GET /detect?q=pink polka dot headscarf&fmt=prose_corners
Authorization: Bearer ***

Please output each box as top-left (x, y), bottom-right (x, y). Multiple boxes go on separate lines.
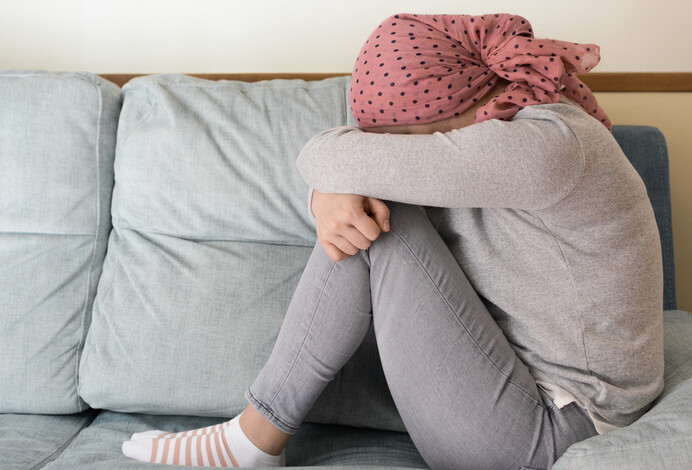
top-left (350, 13), bottom-right (611, 130)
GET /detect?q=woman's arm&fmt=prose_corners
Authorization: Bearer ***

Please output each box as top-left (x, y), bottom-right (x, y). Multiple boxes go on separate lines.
top-left (297, 114), bottom-right (584, 211)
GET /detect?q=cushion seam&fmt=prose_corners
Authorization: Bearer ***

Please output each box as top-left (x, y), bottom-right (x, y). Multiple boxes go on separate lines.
top-left (73, 77), bottom-right (105, 412)
top-left (113, 225), bottom-right (316, 247)
top-left (116, 96), bottom-right (158, 156)
top-left (30, 410), bottom-right (100, 470)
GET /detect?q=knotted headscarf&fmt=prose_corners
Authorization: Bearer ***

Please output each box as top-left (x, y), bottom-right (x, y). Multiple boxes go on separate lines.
top-left (350, 13), bottom-right (611, 130)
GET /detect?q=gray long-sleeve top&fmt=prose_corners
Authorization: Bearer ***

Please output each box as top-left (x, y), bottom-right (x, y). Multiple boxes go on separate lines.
top-left (296, 96), bottom-right (664, 427)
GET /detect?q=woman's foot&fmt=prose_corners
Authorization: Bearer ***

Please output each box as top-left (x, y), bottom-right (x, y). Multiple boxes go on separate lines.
top-left (128, 421), bottom-right (232, 441)
top-left (121, 413), bottom-right (285, 467)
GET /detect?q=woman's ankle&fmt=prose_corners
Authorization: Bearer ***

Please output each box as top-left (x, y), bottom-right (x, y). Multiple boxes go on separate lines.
top-left (238, 404), bottom-right (292, 456)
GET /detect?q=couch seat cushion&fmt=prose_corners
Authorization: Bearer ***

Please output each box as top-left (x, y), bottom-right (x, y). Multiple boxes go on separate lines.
top-left (42, 410), bottom-right (427, 469)
top-left (0, 409), bottom-right (98, 470)
top-left (553, 309), bottom-right (692, 469)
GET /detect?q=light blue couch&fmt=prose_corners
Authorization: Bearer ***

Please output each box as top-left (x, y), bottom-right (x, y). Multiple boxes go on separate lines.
top-left (1, 70), bottom-right (690, 470)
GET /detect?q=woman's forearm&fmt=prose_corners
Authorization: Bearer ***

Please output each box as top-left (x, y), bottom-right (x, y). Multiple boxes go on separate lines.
top-left (297, 114), bottom-right (584, 211)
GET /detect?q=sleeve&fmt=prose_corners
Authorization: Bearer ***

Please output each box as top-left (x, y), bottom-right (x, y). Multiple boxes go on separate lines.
top-left (296, 113), bottom-right (584, 211)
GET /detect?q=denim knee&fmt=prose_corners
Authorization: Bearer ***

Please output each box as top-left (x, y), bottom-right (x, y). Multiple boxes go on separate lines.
top-left (368, 201), bottom-right (439, 255)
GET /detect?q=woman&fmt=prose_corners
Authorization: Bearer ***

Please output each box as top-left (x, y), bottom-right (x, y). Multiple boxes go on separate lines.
top-left (122, 13), bottom-right (664, 469)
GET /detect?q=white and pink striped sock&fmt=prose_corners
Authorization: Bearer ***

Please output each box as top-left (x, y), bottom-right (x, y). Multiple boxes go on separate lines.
top-left (129, 419), bottom-right (233, 441)
top-left (121, 414), bottom-right (285, 467)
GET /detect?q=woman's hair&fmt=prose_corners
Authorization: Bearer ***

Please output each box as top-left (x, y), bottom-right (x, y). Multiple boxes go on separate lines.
top-left (349, 13), bottom-right (610, 130)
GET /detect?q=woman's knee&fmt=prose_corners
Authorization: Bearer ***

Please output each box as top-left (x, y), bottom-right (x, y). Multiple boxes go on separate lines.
top-left (369, 201), bottom-right (440, 255)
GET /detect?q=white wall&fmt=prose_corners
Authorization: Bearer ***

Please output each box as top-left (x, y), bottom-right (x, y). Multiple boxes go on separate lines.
top-left (1, 0), bottom-right (690, 73)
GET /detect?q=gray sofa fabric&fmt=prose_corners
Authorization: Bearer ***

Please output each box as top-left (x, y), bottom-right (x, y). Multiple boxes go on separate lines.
top-left (0, 409), bottom-right (98, 470)
top-left (0, 71), bottom-right (121, 414)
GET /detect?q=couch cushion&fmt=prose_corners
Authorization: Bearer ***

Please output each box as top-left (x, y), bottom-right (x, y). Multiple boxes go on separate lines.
top-left (41, 410), bottom-right (427, 469)
top-left (0, 409), bottom-right (98, 470)
top-left (553, 309), bottom-right (692, 469)
top-left (78, 74), bottom-right (405, 432)
top-left (0, 70), bottom-right (121, 413)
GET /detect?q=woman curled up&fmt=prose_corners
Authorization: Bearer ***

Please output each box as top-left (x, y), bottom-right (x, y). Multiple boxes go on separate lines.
top-left (123, 12), bottom-right (664, 470)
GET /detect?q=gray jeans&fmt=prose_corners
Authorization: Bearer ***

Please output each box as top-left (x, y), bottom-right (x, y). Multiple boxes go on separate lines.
top-left (246, 201), bottom-right (597, 470)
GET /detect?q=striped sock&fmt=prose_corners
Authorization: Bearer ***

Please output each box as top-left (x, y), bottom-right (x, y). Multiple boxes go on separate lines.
top-left (129, 420), bottom-right (233, 441)
top-left (121, 414), bottom-right (285, 467)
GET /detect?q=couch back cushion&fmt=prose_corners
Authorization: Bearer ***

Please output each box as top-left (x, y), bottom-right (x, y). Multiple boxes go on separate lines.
top-left (0, 70), bottom-right (120, 413)
top-left (78, 74), bottom-right (405, 432)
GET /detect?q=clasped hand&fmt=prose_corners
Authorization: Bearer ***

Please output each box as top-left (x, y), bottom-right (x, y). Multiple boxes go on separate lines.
top-left (311, 190), bottom-right (390, 262)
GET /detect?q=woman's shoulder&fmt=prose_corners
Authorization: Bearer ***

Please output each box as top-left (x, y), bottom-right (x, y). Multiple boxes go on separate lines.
top-left (515, 95), bottom-right (603, 126)
top-left (512, 95), bottom-right (613, 145)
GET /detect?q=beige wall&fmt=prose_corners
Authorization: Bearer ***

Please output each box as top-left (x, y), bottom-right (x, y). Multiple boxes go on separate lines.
top-left (1, 1), bottom-right (690, 309)
top-left (1, 0), bottom-right (692, 73)
top-left (595, 93), bottom-right (692, 311)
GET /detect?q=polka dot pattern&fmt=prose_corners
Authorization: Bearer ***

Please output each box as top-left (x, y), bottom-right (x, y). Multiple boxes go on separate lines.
top-left (350, 13), bottom-right (611, 130)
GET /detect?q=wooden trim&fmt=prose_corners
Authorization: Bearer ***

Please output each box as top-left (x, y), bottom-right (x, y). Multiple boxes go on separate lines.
top-left (578, 73), bottom-right (692, 92)
top-left (100, 72), bottom-right (692, 91)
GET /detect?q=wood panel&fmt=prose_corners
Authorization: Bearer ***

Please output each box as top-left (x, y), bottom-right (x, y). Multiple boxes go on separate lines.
top-left (579, 73), bottom-right (692, 92)
top-left (100, 72), bottom-right (692, 91)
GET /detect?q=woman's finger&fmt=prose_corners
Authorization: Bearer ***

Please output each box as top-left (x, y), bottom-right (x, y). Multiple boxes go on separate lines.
top-left (341, 225), bottom-right (373, 250)
top-left (319, 240), bottom-right (349, 262)
top-left (350, 207), bottom-right (382, 242)
top-left (331, 234), bottom-right (359, 257)
top-left (364, 197), bottom-right (390, 232)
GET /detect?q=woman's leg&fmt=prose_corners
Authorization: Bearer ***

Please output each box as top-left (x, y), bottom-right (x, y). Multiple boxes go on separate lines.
top-left (247, 201), bottom-right (597, 469)
top-left (363, 201), bottom-right (598, 469)
top-left (124, 200), bottom-right (597, 468)
top-left (245, 228), bottom-right (375, 435)
top-left (122, 217), bottom-right (376, 467)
